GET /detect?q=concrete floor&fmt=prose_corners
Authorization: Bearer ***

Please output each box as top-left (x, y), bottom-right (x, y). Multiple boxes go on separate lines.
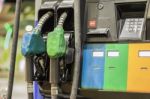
top-left (0, 75), bottom-right (27, 99)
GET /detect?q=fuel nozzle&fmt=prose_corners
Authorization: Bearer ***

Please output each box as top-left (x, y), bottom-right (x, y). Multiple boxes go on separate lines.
top-left (21, 11), bottom-right (53, 56)
top-left (47, 12), bottom-right (68, 58)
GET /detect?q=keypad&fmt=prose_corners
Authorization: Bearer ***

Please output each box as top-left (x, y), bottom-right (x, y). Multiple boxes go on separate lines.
top-left (125, 18), bottom-right (144, 34)
top-left (119, 18), bottom-right (144, 40)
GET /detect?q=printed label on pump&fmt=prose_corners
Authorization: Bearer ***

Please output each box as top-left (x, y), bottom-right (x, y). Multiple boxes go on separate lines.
top-left (93, 51), bottom-right (104, 57)
top-left (108, 51), bottom-right (119, 57)
top-left (139, 51), bottom-right (150, 57)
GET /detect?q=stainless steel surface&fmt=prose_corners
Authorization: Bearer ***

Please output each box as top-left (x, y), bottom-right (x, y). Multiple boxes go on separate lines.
top-left (86, 0), bottom-right (117, 42)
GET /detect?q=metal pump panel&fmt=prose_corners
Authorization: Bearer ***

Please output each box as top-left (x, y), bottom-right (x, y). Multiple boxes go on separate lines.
top-left (85, 0), bottom-right (150, 42)
top-left (86, 0), bottom-right (117, 42)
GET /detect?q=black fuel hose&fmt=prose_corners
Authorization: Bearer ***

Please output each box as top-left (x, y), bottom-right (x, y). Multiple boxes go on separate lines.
top-left (7, 0), bottom-right (22, 99)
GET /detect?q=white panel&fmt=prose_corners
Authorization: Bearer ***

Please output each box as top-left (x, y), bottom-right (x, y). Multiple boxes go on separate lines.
top-left (139, 51), bottom-right (150, 57)
top-left (93, 51), bottom-right (104, 57)
top-left (108, 51), bottom-right (119, 57)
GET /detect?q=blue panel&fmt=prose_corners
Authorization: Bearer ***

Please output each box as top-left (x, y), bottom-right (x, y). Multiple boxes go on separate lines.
top-left (81, 44), bottom-right (105, 89)
top-left (34, 82), bottom-right (44, 99)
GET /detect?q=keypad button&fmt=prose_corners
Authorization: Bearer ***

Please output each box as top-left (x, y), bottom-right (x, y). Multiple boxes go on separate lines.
top-left (137, 28), bottom-right (141, 31)
top-left (129, 28), bottom-right (133, 32)
top-left (130, 19), bottom-right (134, 21)
top-left (139, 18), bottom-right (144, 22)
top-left (130, 22), bottom-right (134, 25)
top-left (134, 22), bottom-right (138, 25)
top-left (138, 22), bottom-right (143, 25)
top-left (134, 25), bottom-right (137, 28)
top-left (126, 22), bottom-right (130, 25)
top-left (133, 28), bottom-right (137, 32)
top-left (135, 19), bottom-right (138, 22)
top-left (126, 19), bottom-right (131, 22)
top-left (137, 25), bottom-right (142, 28)
top-left (130, 25), bottom-right (134, 28)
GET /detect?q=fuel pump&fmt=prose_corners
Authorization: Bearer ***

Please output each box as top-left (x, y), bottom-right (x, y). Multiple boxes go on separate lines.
top-left (33, 0), bottom-right (85, 98)
top-left (8, 0), bottom-right (150, 99)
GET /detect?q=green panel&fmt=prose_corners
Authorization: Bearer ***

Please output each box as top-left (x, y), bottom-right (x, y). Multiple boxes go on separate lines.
top-left (104, 44), bottom-right (128, 91)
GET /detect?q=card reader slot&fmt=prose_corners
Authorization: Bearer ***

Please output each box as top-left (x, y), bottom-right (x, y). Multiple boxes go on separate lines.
top-left (87, 28), bottom-right (109, 37)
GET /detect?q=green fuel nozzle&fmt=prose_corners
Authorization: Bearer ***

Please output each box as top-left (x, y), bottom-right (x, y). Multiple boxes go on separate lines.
top-left (47, 12), bottom-right (68, 58)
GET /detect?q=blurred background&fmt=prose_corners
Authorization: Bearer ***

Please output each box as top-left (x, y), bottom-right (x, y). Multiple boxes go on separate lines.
top-left (0, 0), bottom-right (35, 99)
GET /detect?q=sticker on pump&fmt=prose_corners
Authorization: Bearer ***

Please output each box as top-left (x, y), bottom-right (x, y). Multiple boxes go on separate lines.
top-left (139, 51), bottom-right (150, 57)
top-left (108, 51), bottom-right (120, 57)
top-left (93, 51), bottom-right (104, 57)
top-left (88, 19), bottom-right (97, 29)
